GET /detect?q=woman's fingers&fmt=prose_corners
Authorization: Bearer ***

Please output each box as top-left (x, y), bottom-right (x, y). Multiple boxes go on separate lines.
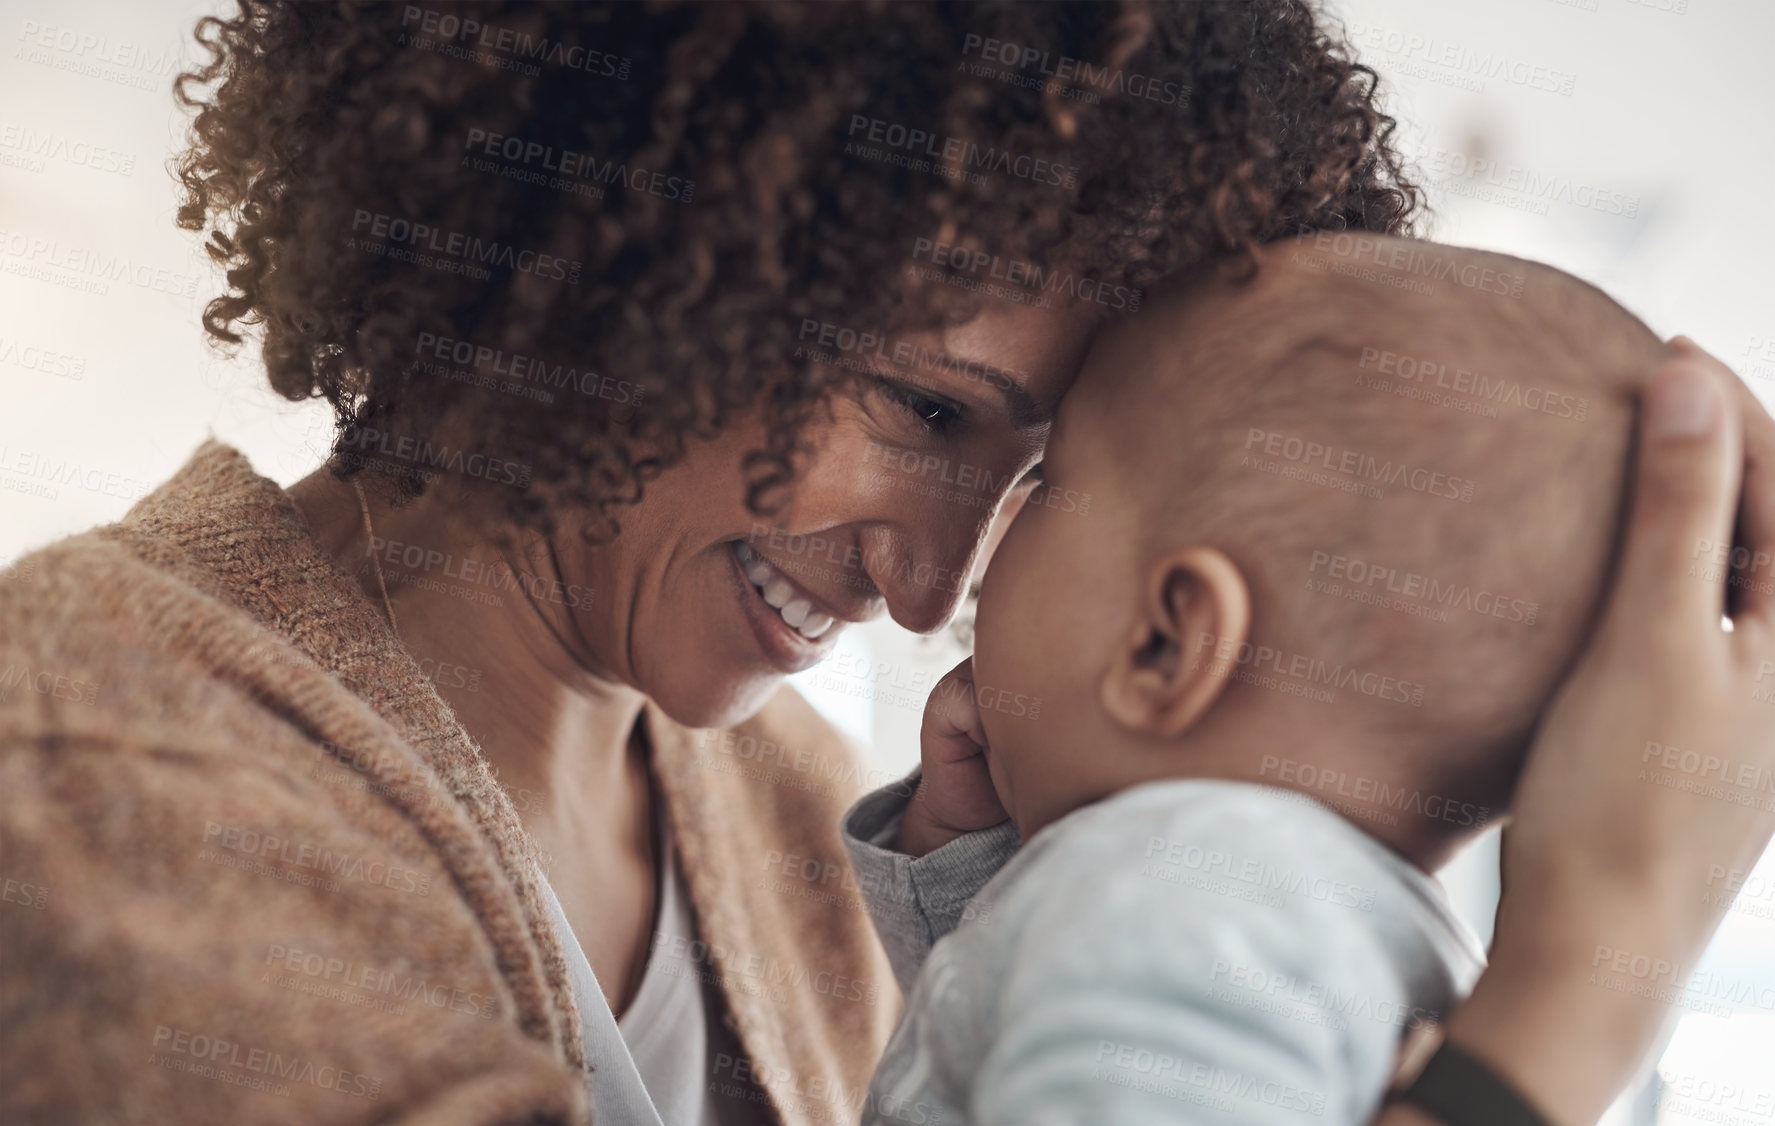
top-left (1461, 341), bottom-right (1775, 1124)
top-left (1612, 360), bottom-right (1742, 638)
top-left (1724, 364), bottom-right (1775, 628)
top-left (1651, 339), bottom-right (1775, 628)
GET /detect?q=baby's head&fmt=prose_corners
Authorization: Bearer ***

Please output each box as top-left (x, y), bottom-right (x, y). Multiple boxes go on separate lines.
top-left (974, 234), bottom-right (1669, 856)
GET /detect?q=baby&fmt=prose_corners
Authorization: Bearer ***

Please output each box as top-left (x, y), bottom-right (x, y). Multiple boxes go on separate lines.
top-left (861, 233), bottom-right (1668, 1124)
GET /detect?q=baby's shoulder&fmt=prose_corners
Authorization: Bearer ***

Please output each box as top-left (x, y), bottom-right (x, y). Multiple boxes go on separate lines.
top-left (949, 781), bottom-right (1427, 1016)
top-left (1041, 777), bottom-right (1383, 871)
top-left (991, 779), bottom-right (1407, 935)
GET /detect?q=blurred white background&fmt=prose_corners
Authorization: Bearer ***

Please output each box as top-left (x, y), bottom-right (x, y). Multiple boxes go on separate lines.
top-left (3, 1), bottom-right (1772, 1122)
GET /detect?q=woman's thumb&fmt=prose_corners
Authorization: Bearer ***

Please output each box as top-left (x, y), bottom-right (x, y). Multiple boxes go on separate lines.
top-left (1611, 360), bottom-right (1740, 634)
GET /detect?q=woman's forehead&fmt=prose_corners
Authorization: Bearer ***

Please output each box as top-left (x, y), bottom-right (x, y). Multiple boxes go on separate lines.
top-left (927, 300), bottom-right (1102, 410)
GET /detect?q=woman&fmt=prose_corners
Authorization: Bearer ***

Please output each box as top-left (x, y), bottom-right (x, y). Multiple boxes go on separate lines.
top-left (0, 2), bottom-right (1769, 1124)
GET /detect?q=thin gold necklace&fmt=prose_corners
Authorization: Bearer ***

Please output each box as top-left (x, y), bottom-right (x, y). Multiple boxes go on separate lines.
top-left (353, 477), bottom-right (402, 642)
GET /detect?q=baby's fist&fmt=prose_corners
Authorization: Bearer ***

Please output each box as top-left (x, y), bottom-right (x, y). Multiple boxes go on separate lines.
top-left (901, 658), bottom-right (1011, 856)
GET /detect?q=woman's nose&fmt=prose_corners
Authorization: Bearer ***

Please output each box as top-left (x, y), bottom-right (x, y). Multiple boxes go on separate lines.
top-left (857, 510), bottom-right (993, 634)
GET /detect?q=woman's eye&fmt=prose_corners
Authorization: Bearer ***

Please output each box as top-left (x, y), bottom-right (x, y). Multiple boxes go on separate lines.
top-left (879, 381), bottom-right (962, 435)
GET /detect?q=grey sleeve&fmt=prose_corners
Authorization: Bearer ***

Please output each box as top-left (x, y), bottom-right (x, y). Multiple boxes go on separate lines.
top-left (840, 770), bottom-right (1021, 994)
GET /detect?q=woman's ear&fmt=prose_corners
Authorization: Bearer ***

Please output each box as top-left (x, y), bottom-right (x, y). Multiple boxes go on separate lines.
top-left (1099, 546), bottom-right (1251, 738)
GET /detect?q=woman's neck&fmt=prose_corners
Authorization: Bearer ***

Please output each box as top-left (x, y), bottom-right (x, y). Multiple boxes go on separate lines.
top-left (287, 468), bottom-right (649, 827)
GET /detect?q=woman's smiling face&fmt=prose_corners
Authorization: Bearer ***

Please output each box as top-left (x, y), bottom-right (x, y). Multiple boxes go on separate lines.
top-left (554, 301), bottom-right (1099, 729)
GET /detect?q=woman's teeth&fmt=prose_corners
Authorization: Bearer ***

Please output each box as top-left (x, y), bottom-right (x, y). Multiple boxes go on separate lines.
top-left (736, 542), bottom-right (834, 640)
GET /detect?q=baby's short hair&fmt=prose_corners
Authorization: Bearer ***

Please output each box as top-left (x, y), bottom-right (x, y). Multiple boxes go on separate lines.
top-left (1103, 234), bottom-right (1667, 788)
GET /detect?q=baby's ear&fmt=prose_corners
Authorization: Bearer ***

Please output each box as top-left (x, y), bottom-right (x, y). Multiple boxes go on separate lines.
top-left (1099, 546), bottom-right (1250, 738)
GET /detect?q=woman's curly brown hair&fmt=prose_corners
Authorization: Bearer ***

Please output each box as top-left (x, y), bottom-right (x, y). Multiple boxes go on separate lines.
top-left (174, 0), bottom-right (1421, 540)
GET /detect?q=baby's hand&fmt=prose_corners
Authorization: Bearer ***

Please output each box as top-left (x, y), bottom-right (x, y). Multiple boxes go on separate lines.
top-left (899, 658), bottom-right (1011, 856)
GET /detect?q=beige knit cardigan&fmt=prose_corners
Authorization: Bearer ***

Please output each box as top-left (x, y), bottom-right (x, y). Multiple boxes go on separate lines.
top-left (0, 440), bottom-right (898, 1125)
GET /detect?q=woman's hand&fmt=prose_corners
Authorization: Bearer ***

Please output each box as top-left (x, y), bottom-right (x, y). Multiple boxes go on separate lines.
top-left (900, 658), bottom-right (1012, 857)
top-left (1399, 346), bottom-right (1775, 1125)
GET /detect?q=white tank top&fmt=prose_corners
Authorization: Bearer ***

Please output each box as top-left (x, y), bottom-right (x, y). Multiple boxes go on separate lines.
top-left (617, 822), bottom-right (724, 1126)
top-left (537, 820), bottom-right (724, 1126)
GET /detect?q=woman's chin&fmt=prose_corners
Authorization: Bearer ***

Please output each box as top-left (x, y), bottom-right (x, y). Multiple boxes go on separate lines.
top-left (643, 667), bottom-right (785, 733)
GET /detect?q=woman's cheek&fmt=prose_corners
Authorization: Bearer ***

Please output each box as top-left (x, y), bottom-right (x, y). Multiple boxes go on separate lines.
top-left (977, 488), bottom-right (1032, 572)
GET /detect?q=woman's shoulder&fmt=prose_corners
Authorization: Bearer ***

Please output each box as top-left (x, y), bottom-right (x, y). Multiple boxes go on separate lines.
top-left (0, 521), bottom-right (225, 744)
top-left (0, 511), bottom-right (589, 1124)
top-left (0, 493), bottom-right (315, 769)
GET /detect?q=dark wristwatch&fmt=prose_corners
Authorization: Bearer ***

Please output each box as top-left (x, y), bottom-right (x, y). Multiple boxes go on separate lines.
top-left (1387, 1039), bottom-right (1555, 1126)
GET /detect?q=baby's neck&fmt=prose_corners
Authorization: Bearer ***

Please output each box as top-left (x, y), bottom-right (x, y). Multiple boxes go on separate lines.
top-left (1244, 747), bottom-right (1497, 872)
top-left (1029, 734), bottom-right (1503, 874)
